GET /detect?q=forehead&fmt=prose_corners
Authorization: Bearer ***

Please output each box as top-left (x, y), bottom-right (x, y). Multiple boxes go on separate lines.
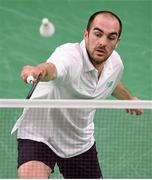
top-left (91, 13), bottom-right (120, 33)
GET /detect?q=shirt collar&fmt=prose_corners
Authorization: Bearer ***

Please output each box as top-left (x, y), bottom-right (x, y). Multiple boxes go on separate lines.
top-left (80, 40), bottom-right (96, 72)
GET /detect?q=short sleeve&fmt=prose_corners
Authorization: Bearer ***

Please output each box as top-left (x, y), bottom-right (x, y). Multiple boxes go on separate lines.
top-left (47, 46), bottom-right (70, 79)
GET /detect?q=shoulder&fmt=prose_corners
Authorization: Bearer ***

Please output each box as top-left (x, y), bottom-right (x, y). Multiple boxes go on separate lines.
top-left (109, 50), bottom-right (124, 69)
top-left (110, 50), bottom-right (122, 62)
top-left (47, 42), bottom-right (83, 78)
top-left (56, 42), bottom-right (82, 56)
top-left (49, 42), bottom-right (83, 66)
top-left (47, 42), bottom-right (83, 63)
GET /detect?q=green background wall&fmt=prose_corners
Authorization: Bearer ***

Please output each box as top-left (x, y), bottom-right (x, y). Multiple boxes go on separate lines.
top-left (0, 0), bottom-right (151, 178)
top-left (0, 0), bottom-right (151, 99)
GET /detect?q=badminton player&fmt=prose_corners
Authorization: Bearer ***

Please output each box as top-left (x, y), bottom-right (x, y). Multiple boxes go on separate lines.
top-left (13, 10), bottom-right (143, 178)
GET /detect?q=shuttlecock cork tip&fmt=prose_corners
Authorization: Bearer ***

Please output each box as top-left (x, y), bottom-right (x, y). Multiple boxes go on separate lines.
top-left (42, 18), bottom-right (49, 25)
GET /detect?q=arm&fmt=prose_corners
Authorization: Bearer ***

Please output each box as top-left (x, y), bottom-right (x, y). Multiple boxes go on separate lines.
top-left (112, 81), bottom-right (135, 100)
top-left (112, 82), bottom-right (143, 115)
top-left (20, 62), bottom-right (57, 83)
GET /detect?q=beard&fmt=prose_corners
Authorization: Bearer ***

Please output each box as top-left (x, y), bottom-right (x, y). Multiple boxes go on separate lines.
top-left (87, 48), bottom-right (109, 66)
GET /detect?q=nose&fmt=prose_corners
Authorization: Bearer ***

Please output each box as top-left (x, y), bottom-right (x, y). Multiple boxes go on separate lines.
top-left (99, 35), bottom-right (108, 47)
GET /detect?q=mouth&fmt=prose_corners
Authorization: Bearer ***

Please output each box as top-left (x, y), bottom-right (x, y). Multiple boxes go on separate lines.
top-left (95, 48), bottom-right (106, 56)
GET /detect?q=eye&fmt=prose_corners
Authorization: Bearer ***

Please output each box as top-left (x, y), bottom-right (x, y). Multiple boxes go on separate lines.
top-left (108, 35), bottom-right (117, 41)
top-left (94, 31), bottom-right (102, 38)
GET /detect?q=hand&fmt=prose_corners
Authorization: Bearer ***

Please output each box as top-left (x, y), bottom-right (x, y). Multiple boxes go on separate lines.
top-left (20, 65), bottom-right (43, 83)
top-left (125, 108), bottom-right (143, 116)
top-left (125, 97), bottom-right (143, 116)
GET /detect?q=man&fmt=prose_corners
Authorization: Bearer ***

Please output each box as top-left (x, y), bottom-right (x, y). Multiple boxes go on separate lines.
top-left (13, 10), bottom-right (142, 178)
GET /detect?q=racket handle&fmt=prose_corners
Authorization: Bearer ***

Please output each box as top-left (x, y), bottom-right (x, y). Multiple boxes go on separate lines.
top-left (27, 75), bottom-right (34, 84)
top-left (26, 74), bottom-right (42, 99)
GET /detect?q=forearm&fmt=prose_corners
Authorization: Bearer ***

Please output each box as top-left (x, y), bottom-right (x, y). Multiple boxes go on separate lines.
top-left (36, 63), bottom-right (57, 81)
top-left (112, 82), bottom-right (135, 100)
top-left (20, 62), bottom-right (57, 82)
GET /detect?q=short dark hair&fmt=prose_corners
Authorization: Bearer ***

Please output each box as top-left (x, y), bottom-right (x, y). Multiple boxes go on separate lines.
top-left (86, 10), bottom-right (122, 38)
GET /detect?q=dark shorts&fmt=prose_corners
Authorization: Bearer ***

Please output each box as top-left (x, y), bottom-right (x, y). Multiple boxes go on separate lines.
top-left (18, 139), bottom-right (102, 179)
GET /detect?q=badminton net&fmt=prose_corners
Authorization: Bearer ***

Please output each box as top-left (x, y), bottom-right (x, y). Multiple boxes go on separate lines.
top-left (0, 99), bottom-right (152, 178)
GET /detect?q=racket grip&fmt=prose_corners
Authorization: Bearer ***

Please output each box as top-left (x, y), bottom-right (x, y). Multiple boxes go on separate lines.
top-left (27, 75), bottom-right (34, 84)
top-left (26, 74), bottom-right (42, 99)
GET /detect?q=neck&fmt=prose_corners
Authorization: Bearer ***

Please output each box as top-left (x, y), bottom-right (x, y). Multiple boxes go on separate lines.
top-left (86, 49), bottom-right (105, 77)
top-left (97, 63), bottom-right (104, 79)
top-left (90, 58), bottom-right (105, 75)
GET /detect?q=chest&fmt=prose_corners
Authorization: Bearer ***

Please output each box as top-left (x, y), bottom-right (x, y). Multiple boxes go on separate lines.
top-left (61, 67), bottom-right (120, 99)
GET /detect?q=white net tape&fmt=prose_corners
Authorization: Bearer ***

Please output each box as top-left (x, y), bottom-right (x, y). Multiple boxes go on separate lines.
top-left (0, 99), bottom-right (152, 109)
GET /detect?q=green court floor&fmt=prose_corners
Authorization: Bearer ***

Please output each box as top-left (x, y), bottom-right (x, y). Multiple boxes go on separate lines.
top-left (0, 0), bottom-right (151, 178)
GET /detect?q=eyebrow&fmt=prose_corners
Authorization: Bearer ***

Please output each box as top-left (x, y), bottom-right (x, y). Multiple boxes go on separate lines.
top-left (93, 27), bottom-right (119, 36)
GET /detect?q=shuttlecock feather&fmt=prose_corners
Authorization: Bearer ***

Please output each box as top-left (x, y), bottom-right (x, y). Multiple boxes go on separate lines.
top-left (39, 18), bottom-right (55, 37)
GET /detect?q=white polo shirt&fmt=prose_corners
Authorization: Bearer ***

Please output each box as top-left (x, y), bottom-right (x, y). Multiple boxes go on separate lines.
top-left (14, 40), bottom-right (124, 158)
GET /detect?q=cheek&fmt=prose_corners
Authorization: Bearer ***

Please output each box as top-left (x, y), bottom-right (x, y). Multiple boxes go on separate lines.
top-left (88, 42), bottom-right (95, 54)
top-left (107, 43), bottom-right (117, 52)
top-left (85, 35), bottom-right (98, 52)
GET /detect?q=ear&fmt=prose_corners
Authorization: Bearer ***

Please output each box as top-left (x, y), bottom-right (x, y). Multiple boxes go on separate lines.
top-left (83, 29), bottom-right (88, 39)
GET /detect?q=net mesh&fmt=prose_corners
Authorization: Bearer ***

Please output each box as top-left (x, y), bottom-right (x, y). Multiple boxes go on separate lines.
top-left (0, 99), bottom-right (152, 178)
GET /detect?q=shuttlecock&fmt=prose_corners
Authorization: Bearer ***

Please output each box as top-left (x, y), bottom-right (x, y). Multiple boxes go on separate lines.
top-left (39, 17), bottom-right (55, 37)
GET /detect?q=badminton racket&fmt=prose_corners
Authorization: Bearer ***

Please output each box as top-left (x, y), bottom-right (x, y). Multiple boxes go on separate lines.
top-left (26, 74), bottom-right (42, 99)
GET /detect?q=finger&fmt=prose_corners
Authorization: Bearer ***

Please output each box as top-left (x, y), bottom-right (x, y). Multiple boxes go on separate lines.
top-left (131, 109), bottom-right (143, 116)
top-left (135, 109), bottom-right (143, 116)
top-left (125, 109), bottom-right (129, 113)
top-left (126, 109), bottom-right (136, 115)
top-left (130, 109), bottom-right (134, 115)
